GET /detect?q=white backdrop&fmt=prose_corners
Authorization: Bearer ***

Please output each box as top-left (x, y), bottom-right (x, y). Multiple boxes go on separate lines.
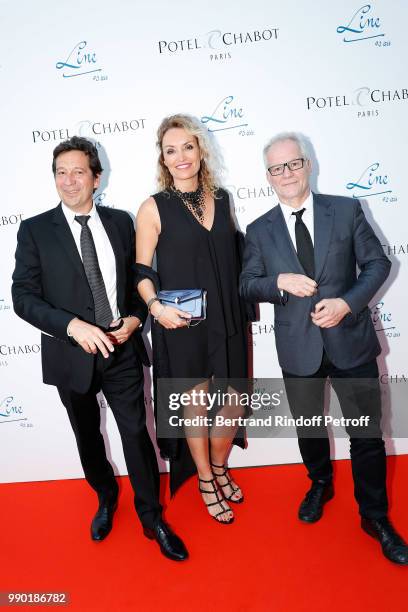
top-left (1, 0), bottom-right (407, 483)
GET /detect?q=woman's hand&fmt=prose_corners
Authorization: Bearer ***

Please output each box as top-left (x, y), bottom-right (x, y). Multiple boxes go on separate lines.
top-left (150, 302), bottom-right (191, 329)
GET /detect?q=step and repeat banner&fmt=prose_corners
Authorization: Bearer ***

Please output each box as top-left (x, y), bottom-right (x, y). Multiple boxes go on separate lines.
top-left (1, 0), bottom-right (407, 483)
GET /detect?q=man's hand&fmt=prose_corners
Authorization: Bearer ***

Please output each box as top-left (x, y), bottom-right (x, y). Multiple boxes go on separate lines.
top-left (277, 273), bottom-right (317, 297)
top-left (310, 298), bottom-right (351, 328)
top-left (68, 318), bottom-right (114, 358)
top-left (107, 316), bottom-right (141, 345)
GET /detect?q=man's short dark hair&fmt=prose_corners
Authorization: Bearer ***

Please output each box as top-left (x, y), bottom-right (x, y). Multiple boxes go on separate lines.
top-left (52, 136), bottom-right (103, 178)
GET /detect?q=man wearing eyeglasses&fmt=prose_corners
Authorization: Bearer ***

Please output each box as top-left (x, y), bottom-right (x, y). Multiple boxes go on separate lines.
top-left (240, 132), bottom-right (408, 565)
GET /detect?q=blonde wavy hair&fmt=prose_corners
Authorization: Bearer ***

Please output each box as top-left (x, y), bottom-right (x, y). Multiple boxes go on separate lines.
top-left (156, 114), bottom-right (223, 196)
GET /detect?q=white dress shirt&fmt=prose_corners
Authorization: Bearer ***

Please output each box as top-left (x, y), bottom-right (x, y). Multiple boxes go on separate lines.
top-left (61, 202), bottom-right (120, 321)
top-left (279, 191), bottom-right (314, 250)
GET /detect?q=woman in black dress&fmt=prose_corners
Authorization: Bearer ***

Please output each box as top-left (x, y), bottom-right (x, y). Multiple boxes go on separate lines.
top-left (136, 114), bottom-right (249, 524)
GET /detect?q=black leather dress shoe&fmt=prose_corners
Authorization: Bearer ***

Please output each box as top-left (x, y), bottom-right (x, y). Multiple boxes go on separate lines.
top-left (361, 517), bottom-right (408, 565)
top-left (298, 481), bottom-right (334, 523)
top-left (143, 519), bottom-right (188, 561)
top-left (91, 495), bottom-right (118, 541)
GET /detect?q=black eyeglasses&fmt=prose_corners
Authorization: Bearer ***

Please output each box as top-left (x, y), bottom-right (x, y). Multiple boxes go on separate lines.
top-left (267, 158), bottom-right (306, 176)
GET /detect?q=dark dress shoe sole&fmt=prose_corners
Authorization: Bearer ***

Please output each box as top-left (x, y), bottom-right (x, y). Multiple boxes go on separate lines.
top-left (298, 490), bottom-right (334, 523)
top-left (361, 520), bottom-right (408, 565)
top-left (299, 513), bottom-right (324, 524)
top-left (382, 553), bottom-right (408, 565)
top-left (91, 529), bottom-right (112, 542)
top-left (143, 527), bottom-right (189, 562)
top-left (91, 501), bottom-right (118, 541)
top-left (91, 533), bottom-right (110, 542)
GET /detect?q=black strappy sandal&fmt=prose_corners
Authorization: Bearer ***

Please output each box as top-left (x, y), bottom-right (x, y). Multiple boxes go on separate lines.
top-left (210, 462), bottom-right (244, 504)
top-left (198, 477), bottom-right (234, 524)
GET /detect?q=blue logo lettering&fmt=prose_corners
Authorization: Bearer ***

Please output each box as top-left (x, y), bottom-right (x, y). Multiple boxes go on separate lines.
top-left (201, 95), bottom-right (248, 132)
top-left (56, 41), bottom-right (102, 78)
top-left (371, 302), bottom-right (395, 332)
top-left (0, 396), bottom-right (24, 420)
top-left (337, 4), bottom-right (384, 43)
top-left (346, 162), bottom-right (391, 198)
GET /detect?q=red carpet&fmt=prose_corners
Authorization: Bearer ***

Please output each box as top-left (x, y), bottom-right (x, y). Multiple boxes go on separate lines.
top-left (1, 456), bottom-right (408, 611)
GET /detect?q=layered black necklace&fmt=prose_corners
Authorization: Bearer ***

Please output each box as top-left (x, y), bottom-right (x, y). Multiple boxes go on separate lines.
top-left (171, 184), bottom-right (206, 225)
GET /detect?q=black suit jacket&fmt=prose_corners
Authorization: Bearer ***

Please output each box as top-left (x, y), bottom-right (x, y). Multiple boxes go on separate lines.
top-left (12, 203), bottom-right (148, 393)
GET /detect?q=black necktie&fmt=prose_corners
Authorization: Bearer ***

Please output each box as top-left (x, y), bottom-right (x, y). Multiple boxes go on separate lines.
top-left (75, 215), bottom-right (113, 328)
top-left (292, 208), bottom-right (315, 279)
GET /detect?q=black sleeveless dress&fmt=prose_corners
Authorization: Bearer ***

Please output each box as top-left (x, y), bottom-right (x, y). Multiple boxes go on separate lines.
top-left (152, 188), bottom-right (248, 493)
top-left (154, 187), bottom-right (247, 380)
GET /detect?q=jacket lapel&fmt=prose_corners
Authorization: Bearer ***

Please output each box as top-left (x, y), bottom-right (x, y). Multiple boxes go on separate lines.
top-left (266, 205), bottom-right (304, 273)
top-left (51, 204), bottom-right (88, 282)
top-left (313, 193), bottom-right (334, 282)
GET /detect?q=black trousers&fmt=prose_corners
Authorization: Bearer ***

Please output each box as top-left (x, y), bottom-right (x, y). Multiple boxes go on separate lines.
top-left (58, 339), bottom-right (161, 529)
top-left (283, 352), bottom-right (388, 519)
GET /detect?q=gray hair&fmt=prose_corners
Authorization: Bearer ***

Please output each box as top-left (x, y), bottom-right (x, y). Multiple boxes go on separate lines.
top-left (263, 132), bottom-right (312, 167)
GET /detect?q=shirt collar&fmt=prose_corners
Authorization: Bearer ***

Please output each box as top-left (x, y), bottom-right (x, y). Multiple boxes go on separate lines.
top-left (279, 191), bottom-right (313, 224)
top-left (61, 201), bottom-right (98, 226)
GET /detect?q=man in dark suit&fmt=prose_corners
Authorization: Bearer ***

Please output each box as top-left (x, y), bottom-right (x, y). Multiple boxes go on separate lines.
top-left (12, 136), bottom-right (187, 561)
top-left (240, 132), bottom-right (408, 564)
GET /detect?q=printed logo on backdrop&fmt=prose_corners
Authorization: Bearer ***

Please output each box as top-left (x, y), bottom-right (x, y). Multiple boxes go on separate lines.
top-left (306, 86), bottom-right (407, 119)
top-left (0, 396), bottom-right (31, 427)
top-left (201, 96), bottom-right (254, 136)
top-left (158, 26), bottom-right (279, 62)
top-left (249, 322), bottom-right (274, 347)
top-left (336, 4), bottom-right (390, 47)
top-left (226, 185), bottom-right (274, 215)
top-left (94, 192), bottom-right (115, 209)
top-left (0, 344), bottom-right (41, 368)
top-left (32, 118), bottom-right (146, 144)
top-left (345, 162), bottom-right (397, 204)
top-left (0, 214), bottom-right (23, 229)
top-left (380, 373), bottom-right (407, 385)
top-left (382, 242), bottom-right (408, 258)
top-left (0, 297), bottom-right (11, 314)
top-left (56, 40), bottom-right (107, 81)
top-left (371, 302), bottom-right (400, 339)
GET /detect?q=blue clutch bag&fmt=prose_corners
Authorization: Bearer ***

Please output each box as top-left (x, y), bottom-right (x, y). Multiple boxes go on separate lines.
top-left (157, 289), bottom-right (207, 321)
